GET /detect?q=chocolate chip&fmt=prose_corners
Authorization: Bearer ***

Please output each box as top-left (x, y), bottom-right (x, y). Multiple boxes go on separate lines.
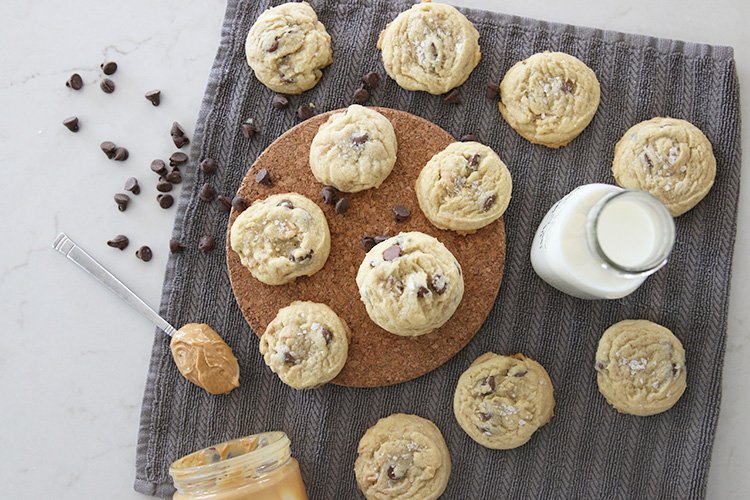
top-left (267, 39), bottom-right (279, 53)
top-left (217, 195), bottom-right (232, 212)
top-left (124, 177), bottom-right (140, 195)
top-left (296, 103), bottom-right (315, 121)
top-left (107, 235), bottom-right (129, 250)
top-left (478, 411), bottom-right (491, 421)
top-left (272, 94), bottom-right (289, 109)
top-left (66, 73), bottom-right (83, 90)
top-left (150, 159), bottom-right (167, 176)
top-left (443, 89), bottom-right (462, 105)
top-left (334, 197), bottom-right (350, 214)
top-left (361, 71), bottom-right (380, 88)
top-left (171, 121), bottom-right (187, 137)
top-left (383, 244), bottom-right (401, 261)
top-left (468, 153), bottom-right (480, 168)
top-left (429, 274), bottom-right (447, 294)
top-left (157, 193), bottom-right (174, 209)
top-left (101, 141), bottom-right (117, 159)
top-left (62, 116), bottom-right (79, 132)
top-left (322, 327), bottom-right (333, 344)
top-left (514, 370), bottom-right (528, 377)
top-left (485, 375), bottom-right (496, 392)
top-left (136, 246), bottom-right (152, 262)
top-left (321, 186), bottom-right (338, 205)
top-left (166, 168), bottom-right (182, 184)
top-left (144, 89), bottom-right (161, 106)
top-left (199, 184), bottom-right (217, 201)
top-left (672, 363), bottom-right (680, 376)
top-left (353, 86), bottom-right (369, 104)
top-left (255, 168), bottom-right (272, 186)
top-left (361, 236), bottom-right (376, 252)
top-left (169, 239), bottom-right (186, 253)
top-left (482, 194), bottom-right (497, 212)
top-left (173, 135), bottom-right (189, 149)
top-left (241, 118), bottom-right (258, 138)
top-left (292, 249), bottom-right (313, 262)
top-left (198, 235), bottom-right (215, 253)
top-left (101, 61), bottom-right (118, 75)
top-left (232, 195), bottom-right (248, 213)
top-left (460, 133), bottom-right (477, 142)
top-left (485, 83), bottom-right (499, 99)
top-left (277, 199), bottom-right (294, 209)
top-left (417, 286), bottom-right (430, 298)
top-left (351, 133), bottom-right (368, 145)
top-left (374, 235), bottom-right (389, 245)
top-left (561, 80), bottom-right (576, 93)
top-left (156, 178), bottom-right (173, 193)
top-left (643, 154), bottom-right (653, 168)
top-left (393, 204), bottom-right (410, 222)
top-left (114, 193), bottom-right (130, 212)
top-left (386, 465), bottom-right (400, 481)
top-left (283, 352), bottom-right (296, 365)
top-left (100, 78), bottom-right (115, 94)
top-left (113, 147), bottom-right (129, 161)
top-left (169, 151), bottom-right (188, 167)
top-left (200, 158), bottom-right (218, 175)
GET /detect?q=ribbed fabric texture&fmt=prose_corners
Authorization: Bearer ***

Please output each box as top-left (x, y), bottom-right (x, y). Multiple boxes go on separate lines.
top-left (134, 1), bottom-right (741, 498)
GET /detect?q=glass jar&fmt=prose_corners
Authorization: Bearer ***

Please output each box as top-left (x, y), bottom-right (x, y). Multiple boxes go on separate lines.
top-left (170, 432), bottom-right (308, 500)
top-left (530, 183), bottom-right (675, 300)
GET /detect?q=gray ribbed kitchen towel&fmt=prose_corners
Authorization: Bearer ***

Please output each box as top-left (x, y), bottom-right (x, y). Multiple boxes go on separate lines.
top-left (134, 1), bottom-right (741, 498)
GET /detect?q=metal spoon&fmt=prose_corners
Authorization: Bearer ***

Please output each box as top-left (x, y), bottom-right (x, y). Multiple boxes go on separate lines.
top-left (52, 232), bottom-right (177, 336)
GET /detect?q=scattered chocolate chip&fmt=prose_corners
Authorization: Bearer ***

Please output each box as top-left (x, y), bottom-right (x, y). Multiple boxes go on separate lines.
top-left (107, 235), bottom-right (129, 250)
top-left (485, 82), bottom-right (499, 99)
top-left (169, 239), bottom-right (186, 254)
top-left (217, 195), bottom-right (232, 212)
top-left (62, 116), bottom-right (79, 132)
top-left (272, 94), bottom-right (289, 109)
top-left (468, 153), bottom-right (480, 168)
top-left (417, 286), bottom-right (430, 298)
top-left (283, 352), bottom-right (296, 364)
top-left (198, 235), bottom-right (216, 253)
top-left (200, 158), bottom-right (218, 175)
top-left (351, 133), bottom-right (368, 145)
top-left (157, 193), bottom-right (174, 209)
top-left (514, 369), bottom-right (528, 377)
top-left (173, 135), bottom-right (189, 149)
top-left (100, 61), bottom-right (118, 75)
top-left (241, 118), bottom-right (258, 138)
top-left (353, 86), bottom-right (369, 104)
top-left (361, 71), bottom-right (380, 88)
top-left (199, 184), bottom-right (217, 201)
top-left (66, 73), bottom-right (83, 90)
top-left (460, 133), bottom-right (478, 142)
top-left (443, 89), bottom-right (462, 105)
top-left (113, 147), bottom-right (129, 161)
top-left (393, 204), bottom-right (410, 222)
top-left (361, 236), bottom-right (376, 252)
top-left (100, 78), bottom-right (115, 94)
top-left (296, 103), bottom-right (315, 121)
top-left (485, 375), bottom-right (496, 392)
top-left (156, 178), bottom-right (173, 192)
top-left (114, 193), bottom-right (130, 212)
top-left (166, 168), bottom-right (182, 184)
top-left (267, 39), bottom-right (279, 53)
top-left (595, 361), bottom-right (605, 371)
top-left (334, 197), bottom-right (350, 214)
top-left (101, 141), bottom-right (117, 159)
top-left (171, 122), bottom-right (186, 138)
top-left (144, 89), bottom-right (161, 106)
top-left (136, 246), bottom-right (152, 262)
top-left (322, 327), bottom-right (333, 344)
top-left (255, 168), bottom-right (272, 186)
top-left (561, 80), bottom-right (575, 93)
top-left (386, 465), bottom-right (400, 481)
top-left (430, 273), bottom-right (447, 294)
top-left (321, 186), bottom-right (338, 205)
top-left (478, 411), bottom-right (491, 421)
top-left (383, 244), bottom-right (401, 261)
top-left (150, 159), bottom-right (167, 176)
top-left (124, 177), bottom-right (140, 194)
top-left (169, 151), bottom-right (188, 167)
top-left (482, 194), bottom-right (497, 212)
top-left (232, 195), bottom-right (248, 213)
top-left (374, 235), bottom-right (389, 245)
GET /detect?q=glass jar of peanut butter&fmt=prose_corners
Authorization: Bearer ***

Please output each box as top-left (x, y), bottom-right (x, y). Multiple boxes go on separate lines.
top-left (170, 432), bottom-right (308, 500)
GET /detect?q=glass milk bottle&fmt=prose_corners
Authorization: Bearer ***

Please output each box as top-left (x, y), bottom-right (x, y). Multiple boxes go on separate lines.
top-left (530, 184), bottom-right (675, 300)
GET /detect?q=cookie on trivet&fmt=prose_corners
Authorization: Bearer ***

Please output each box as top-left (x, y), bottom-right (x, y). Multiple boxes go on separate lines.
top-left (244, 2), bottom-right (332, 94)
top-left (453, 353), bottom-right (555, 449)
top-left (309, 105), bottom-right (397, 193)
top-left (595, 319), bottom-right (687, 416)
top-left (612, 117), bottom-right (716, 216)
top-left (498, 51), bottom-right (600, 148)
top-left (259, 301), bottom-right (350, 389)
top-left (416, 141), bottom-right (512, 233)
top-left (229, 192), bottom-right (330, 285)
top-left (377, 1), bottom-right (481, 95)
top-left (356, 231), bottom-right (464, 337)
top-left (354, 413), bottom-right (451, 500)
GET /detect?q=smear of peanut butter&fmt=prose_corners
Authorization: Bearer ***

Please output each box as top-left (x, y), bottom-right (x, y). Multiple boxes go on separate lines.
top-left (170, 323), bottom-right (240, 394)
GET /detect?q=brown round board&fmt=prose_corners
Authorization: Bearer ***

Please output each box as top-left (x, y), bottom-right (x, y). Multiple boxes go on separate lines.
top-left (226, 107), bottom-right (506, 387)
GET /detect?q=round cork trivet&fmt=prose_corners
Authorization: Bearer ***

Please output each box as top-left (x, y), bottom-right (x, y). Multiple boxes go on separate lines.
top-left (226, 107), bottom-right (505, 387)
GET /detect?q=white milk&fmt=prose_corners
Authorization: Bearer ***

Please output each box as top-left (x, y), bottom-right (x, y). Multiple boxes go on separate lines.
top-left (530, 184), bottom-right (675, 300)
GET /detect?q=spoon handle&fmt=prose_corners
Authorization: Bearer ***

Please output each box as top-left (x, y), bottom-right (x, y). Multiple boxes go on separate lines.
top-left (53, 232), bottom-right (177, 337)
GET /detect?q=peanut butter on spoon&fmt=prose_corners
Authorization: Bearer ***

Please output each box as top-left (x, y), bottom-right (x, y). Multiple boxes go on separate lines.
top-left (170, 323), bottom-right (240, 395)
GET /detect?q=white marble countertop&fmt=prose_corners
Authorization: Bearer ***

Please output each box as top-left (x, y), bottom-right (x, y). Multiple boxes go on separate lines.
top-left (0, 0), bottom-right (746, 498)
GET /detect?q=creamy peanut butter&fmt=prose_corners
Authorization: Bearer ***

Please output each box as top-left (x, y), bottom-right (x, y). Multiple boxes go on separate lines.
top-left (170, 323), bottom-right (240, 394)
